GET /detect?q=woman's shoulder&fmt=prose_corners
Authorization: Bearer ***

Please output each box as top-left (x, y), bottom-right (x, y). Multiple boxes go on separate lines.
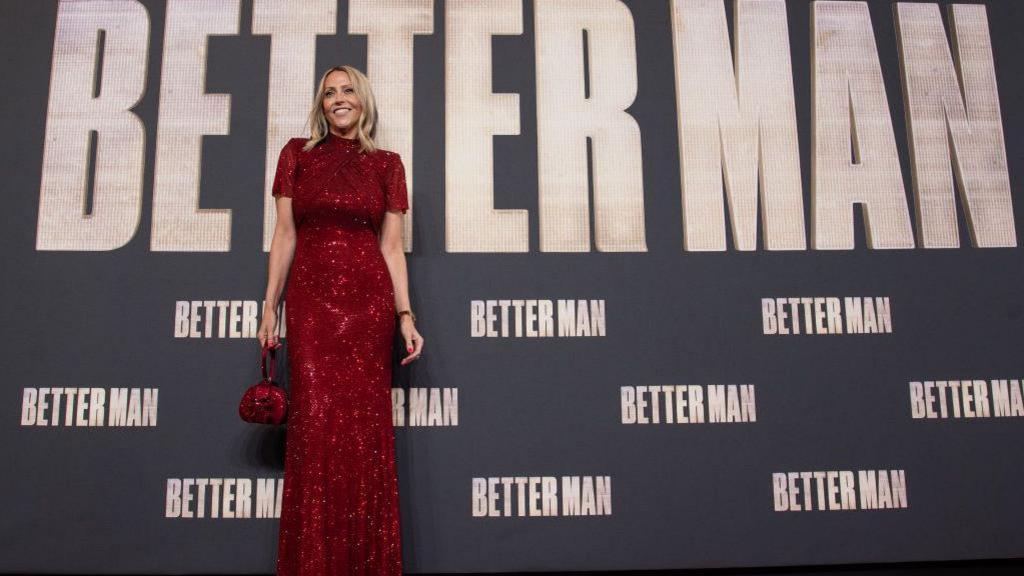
top-left (368, 145), bottom-right (401, 164)
top-left (276, 137), bottom-right (310, 160)
top-left (285, 137), bottom-right (309, 150)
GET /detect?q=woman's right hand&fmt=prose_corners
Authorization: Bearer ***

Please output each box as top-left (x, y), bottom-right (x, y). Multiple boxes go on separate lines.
top-left (258, 309), bottom-right (279, 349)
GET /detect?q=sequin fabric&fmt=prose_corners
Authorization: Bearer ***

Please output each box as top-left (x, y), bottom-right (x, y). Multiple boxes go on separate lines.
top-left (271, 132), bottom-right (408, 576)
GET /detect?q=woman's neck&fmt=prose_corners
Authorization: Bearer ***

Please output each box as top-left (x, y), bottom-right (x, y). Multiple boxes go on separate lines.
top-left (329, 127), bottom-right (357, 140)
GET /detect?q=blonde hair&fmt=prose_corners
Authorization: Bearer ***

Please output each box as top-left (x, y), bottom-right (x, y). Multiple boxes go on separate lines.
top-left (303, 65), bottom-right (377, 153)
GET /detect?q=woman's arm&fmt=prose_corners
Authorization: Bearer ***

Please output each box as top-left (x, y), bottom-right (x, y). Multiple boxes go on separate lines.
top-left (258, 197), bottom-right (297, 348)
top-left (380, 211), bottom-right (423, 365)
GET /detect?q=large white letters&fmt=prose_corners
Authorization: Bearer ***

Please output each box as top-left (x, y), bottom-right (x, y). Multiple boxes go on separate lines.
top-left (151, 0), bottom-right (239, 251)
top-left (253, 0), bottom-right (336, 252)
top-left (445, 0), bottom-right (528, 252)
top-left (350, 0), bottom-right (433, 253)
top-left (896, 3), bottom-right (1016, 248)
top-left (811, 1), bottom-right (914, 250)
top-left (671, 0), bottom-right (806, 251)
top-left (37, 0), bottom-right (149, 251)
top-left (535, 0), bottom-right (646, 252)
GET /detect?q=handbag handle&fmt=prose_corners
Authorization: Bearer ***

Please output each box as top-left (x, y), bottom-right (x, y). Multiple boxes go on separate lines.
top-left (261, 344), bottom-right (277, 382)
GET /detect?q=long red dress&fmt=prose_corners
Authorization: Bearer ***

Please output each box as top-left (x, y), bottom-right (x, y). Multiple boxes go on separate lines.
top-left (271, 131), bottom-right (407, 576)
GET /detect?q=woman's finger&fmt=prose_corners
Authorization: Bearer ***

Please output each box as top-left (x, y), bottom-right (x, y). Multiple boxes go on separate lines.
top-left (406, 335), bottom-right (424, 362)
top-left (401, 346), bottom-right (418, 365)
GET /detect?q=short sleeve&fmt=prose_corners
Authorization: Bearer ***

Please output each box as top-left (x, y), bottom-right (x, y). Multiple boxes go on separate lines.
top-left (271, 139), bottom-right (301, 198)
top-left (384, 153), bottom-right (410, 214)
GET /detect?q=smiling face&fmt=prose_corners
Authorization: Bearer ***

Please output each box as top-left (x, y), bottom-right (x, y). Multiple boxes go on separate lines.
top-left (321, 70), bottom-right (363, 138)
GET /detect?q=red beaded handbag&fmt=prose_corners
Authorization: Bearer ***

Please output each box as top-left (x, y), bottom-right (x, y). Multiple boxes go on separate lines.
top-left (239, 344), bottom-right (288, 425)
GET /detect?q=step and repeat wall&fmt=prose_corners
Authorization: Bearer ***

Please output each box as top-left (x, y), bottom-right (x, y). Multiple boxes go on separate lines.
top-left (3, 0), bottom-right (1024, 572)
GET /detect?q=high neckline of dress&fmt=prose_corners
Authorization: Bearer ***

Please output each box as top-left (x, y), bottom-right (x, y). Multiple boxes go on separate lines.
top-left (327, 132), bottom-right (360, 146)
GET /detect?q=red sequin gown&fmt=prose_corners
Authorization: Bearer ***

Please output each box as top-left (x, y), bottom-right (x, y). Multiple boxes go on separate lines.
top-left (270, 132), bottom-right (408, 576)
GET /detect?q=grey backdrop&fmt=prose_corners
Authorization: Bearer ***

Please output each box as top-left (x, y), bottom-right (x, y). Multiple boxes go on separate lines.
top-left (2, 0), bottom-right (1024, 573)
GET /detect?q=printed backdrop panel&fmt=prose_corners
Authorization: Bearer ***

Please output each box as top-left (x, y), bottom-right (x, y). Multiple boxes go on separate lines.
top-left (2, 0), bottom-right (1023, 573)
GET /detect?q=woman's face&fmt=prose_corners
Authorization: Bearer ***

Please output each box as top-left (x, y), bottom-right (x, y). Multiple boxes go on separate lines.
top-left (321, 70), bottom-right (362, 138)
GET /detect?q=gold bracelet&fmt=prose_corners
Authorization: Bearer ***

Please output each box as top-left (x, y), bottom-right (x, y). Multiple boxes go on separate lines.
top-left (397, 310), bottom-right (417, 323)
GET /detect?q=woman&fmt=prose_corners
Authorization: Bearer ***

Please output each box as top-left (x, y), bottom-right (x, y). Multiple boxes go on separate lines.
top-left (257, 65), bottom-right (424, 576)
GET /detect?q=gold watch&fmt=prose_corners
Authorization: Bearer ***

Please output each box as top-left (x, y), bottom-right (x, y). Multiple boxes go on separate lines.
top-left (397, 310), bottom-right (417, 322)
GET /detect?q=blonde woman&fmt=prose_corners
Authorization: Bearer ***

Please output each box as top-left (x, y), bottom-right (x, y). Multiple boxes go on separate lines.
top-left (257, 65), bottom-right (423, 576)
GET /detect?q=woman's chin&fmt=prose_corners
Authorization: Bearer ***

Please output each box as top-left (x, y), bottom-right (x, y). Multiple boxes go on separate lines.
top-left (329, 122), bottom-right (355, 135)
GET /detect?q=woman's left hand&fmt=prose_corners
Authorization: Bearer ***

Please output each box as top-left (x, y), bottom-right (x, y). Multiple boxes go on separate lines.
top-left (399, 317), bottom-right (424, 365)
